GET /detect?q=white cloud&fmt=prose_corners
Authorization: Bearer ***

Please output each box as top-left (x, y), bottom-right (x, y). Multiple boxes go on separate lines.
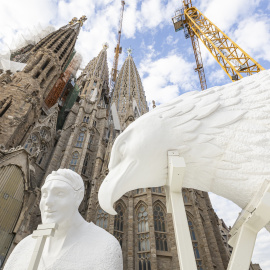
top-left (231, 15), bottom-right (270, 62)
top-left (166, 35), bottom-right (179, 46)
top-left (139, 49), bottom-right (199, 105)
top-left (199, 0), bottom-right (260, 32)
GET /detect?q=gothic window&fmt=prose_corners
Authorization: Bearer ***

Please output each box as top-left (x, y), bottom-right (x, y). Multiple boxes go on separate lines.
top-left (82, 153), bottom-right (89, 175)
top-left (114, 203), bottom-right (124, 247)
top-left (40, 128), bottom-right (49, 140)
top-left (24, 134), bottom-right (39, 154)
top-left (93, 81), bottom-right (97, 87)
top-left (76, 132), bottom-right (85, 148)
top-left (93, 120), bottom-right (96, 127)
top-left (96, 208), bottom-right (108, 229)
top-left (37, 144), bottom-right (47, 165)
top-left (153, 204), bottom-right (168, 251)
top-left (69, 152), bottom-right (79, 171)
top-left (38, 154), bottom-right (44, 165)
top-left (83, 116), bottom-right (89, 123)
top-left (134, 107), bottom-right (139, 118)
top-left (41, 59), bottom-right (50, 70)
top-left (151, 187), bottom-right (162, 193)
top-left (188, 218), bottom-right (203, 270)
top-left (46, 66), bottom-right (55, 78)
top-left (137, 204), bottom-right (151, 270)
top-left (87, 134), bottom-right (94, 149)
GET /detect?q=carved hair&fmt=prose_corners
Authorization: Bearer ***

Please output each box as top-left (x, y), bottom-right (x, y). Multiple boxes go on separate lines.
top-left (45, 168), bottom-right (85, 195)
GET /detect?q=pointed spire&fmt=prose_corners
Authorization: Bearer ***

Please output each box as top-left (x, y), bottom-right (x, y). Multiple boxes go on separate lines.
top-left (111, 53), bottom-right (148, 128)
top-left (77, 46), bottom-right (109, 100)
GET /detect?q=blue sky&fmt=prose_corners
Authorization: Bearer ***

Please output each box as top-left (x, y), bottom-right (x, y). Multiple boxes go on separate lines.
top-left (1, 0), bottom-right (270, 268)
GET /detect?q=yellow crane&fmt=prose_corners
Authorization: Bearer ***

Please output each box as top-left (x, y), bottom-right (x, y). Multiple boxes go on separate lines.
top-left (172, 0), bottom-right (265, 90)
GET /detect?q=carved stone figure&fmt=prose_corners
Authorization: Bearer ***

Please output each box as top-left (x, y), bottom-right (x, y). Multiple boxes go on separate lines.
top-left (98, 69), bottom-right (270, 231)
top-left (4, 169), bottom-right (123, 270)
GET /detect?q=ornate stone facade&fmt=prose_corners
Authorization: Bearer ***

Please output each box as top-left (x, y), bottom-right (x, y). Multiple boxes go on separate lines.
top-left (0, 19), bottom-right (84, 148)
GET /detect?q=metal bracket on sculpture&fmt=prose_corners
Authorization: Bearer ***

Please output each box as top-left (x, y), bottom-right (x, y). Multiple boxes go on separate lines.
top-left (165, 150), bottom-right (197, 270)
top-left (227, 180), bottom-right (270, 270)
top-left (27, 223), bottom-right (58, 270)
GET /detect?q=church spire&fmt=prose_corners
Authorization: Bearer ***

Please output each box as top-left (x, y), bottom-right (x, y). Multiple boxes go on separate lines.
top-left (111, 51), bottom-right (148, 128)
top-left (77, 45), bottom-right (109, 101)
top-left (0, 18), bottom-right (85, 148)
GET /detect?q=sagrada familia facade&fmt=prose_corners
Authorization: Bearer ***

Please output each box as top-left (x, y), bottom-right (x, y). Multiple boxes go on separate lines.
top-left (0, 18), bottom-right (262, 270)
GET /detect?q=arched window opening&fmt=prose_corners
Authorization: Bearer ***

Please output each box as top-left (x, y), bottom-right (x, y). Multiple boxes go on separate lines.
top-left (134, 107), bottom-right (139, 118)
top-left (40, 128), bottom-right (49, 140)
top-left (24, 134), bottom-right (39, 154)
top-left (137, 204), bottom-right (151, 270)
top-left (76, 132), bottom-right (85, 148)
top-left (33, 71), bottom-right (41, 79)
top-left (38, 155), bottom-right (43, 165)
top-left (40, 79), bottom-right (46, 88)
top-left (188, 218), bottom-right (203, 270)
top-left (46, 66), bottom-right (55, 78)
top-left (82, 153), bottom-right (89, 175)
top-left (41, 59), bottom-right (50, 70)
top-left (114, 203), bottom-right (124, 247)
top-left (83, 116), bottom-right (90, 123)
top-left (87, 134), bottom-right (94, 149)
top-left (96, 208), bottom-right (108, 229)
top-left (93, 120), bottom-right (96, 127)
top-left (69, 152), bottom-right (79, 171)
top-left (154, 204), bottom-right (168, 251)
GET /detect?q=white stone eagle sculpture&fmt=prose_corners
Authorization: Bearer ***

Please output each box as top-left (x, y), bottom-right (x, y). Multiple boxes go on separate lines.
top-left (98, 70), bottom-right (270, 227)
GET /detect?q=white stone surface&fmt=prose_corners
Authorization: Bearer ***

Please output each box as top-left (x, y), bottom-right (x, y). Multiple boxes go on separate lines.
top-left (98, 70), bottom-right (270, 218)
top-left (167, 152), bottom-right (197, 270)
top-left (4, 169), bottom-right (123, 270)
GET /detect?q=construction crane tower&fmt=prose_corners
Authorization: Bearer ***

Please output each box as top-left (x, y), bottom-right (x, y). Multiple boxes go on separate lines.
top-left (110, 0), bottom-right (125, 93)
top-left (172, 0), bottom-right (265, 90)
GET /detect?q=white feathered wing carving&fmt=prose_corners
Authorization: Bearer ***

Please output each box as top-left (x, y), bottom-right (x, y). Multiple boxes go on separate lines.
top-left (98, 70), bottom-right (270, 219)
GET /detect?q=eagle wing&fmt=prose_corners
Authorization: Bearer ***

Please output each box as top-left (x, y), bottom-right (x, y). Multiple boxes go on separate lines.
top-left (153, 70), bottom-right (270, 208)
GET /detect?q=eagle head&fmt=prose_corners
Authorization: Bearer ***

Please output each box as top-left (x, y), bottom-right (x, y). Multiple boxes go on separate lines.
top-left (98, 113), bottom-right (169, 215)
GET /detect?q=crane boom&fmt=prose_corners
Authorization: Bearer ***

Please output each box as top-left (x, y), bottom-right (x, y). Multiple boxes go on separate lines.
top-left (110, 0), bottom-right (125, 92)
top-left (172, 2), bottom-right (264, 85)
top-left (184, 7), bottom-right (264, 80)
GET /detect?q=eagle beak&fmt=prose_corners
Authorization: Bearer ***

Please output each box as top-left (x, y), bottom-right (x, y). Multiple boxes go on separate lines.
top-left (98, 177), bottom-right (118, 215)
top-left (98, 160), bottom-right (137, 215)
